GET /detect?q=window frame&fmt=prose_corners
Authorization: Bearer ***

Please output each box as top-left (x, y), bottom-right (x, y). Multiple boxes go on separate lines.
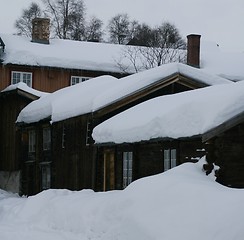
top-left (28, 129), bottom-right (36, 153)
top-left (70, 76), bottom-right (91, 85)
top-left (41, 164), bottom-right (51, 190)
top-left (43, 127), bottom-right (51, 151)
top-left (11, 71), bottom-right (33, 87)
top-left (123, 151), bottom-right (133, 188)
top-left (164, 148), bottom-right (177, 171)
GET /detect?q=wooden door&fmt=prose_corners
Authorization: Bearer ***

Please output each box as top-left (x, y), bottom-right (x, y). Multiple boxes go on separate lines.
top-left (103, 150), bottom-right (115, 191)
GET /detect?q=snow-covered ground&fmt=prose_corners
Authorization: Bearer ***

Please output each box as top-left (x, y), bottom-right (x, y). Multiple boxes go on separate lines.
top-left (1, 158), bottom-right (244, 240)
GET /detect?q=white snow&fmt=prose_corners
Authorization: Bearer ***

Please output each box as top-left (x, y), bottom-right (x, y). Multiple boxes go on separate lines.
top-left (200, 41), bottom-right (244, 81)
top-left (17, 75), bottom-right (119, 124)
top-left (1, 34), bottom-right (244, 81)
top-left (17, 63), bottom-right (230, 124)
top-left (0, 33), bottom-right (133, 73)
top-left (1, 159), bottom-right (244, 240)
top-left (1, 82), bottom-right (48, 98)
top-left (93, 80), bottom-right (244, 144)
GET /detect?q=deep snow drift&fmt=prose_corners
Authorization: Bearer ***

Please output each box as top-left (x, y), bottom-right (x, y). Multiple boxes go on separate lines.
top-left (1, 158), bottom-right (244, 240)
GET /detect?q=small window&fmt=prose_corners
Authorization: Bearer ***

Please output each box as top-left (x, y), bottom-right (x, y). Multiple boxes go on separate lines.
top-left (43, 127), bottom-right (51, 150)
top-left (62, 125), bottom-right (66, 149)
top-left (164, 149), bottom-right (177, 171)
top-left (11, 71), bottom-right (32, 87)
top-left (70, 76), bottom-right (91, 85)
top-left (41, 165), bottom-right (51, 190)
top-left (123, 151), bottom-right (133, 188)
top-left (86, 120), bottom-right (92, 145)
top-left (28, 130), bottom-right (36, 153)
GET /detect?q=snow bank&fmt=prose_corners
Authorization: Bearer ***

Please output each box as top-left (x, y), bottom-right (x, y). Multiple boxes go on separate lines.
top-left (93, 80), bottom-right (244, 143)
top-left (1, 159), bottom-right (244, 240)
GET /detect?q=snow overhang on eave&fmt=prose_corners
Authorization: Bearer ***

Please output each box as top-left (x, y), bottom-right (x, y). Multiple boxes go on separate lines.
top-left (16, 116), bottom-right (52, 128)
top-left (202, 111), bottom-right (244, 143)
top-left (94, 134), bottom-right (203, 147)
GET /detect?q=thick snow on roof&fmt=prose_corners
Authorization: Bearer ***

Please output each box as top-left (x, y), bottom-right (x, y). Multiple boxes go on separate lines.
top-left (93, 62), bottom-right (230, 110)
top-left (0, 33), bottom-right (133, 73)
top-left (1, 82), bottom-right (47, 98)
top-left (17, 63), bottom-right (230, 124)
top-left (93, 81), bottom-right (244, 144)
top-left (17, 75), bottom-right (119, 124)
top-left (201, 41), bottom-right (244, 81)
top-left (1, 34), bottom-right (244, 81)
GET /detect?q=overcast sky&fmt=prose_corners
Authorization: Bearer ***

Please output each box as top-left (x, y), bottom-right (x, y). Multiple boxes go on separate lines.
top-left (0, 0), bottom-right (243, 53)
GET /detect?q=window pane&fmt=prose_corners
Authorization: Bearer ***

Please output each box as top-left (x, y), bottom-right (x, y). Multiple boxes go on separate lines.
top-left (42, 165), bottom-right (51, 190)
top-left (71, 76), bottom-right (91, 85)
top-left (11, 71), bottom-right (32, 87)
top-left (171, 149), bottom-right (177, 168)
top-left (164, 149), bottom-right (170, 171)
top-left (28, 130), bottom-right (36, 152)
top-left (123, 151), bottom-right (133, 188)
top-left (43, 128), bottom-right (51, 150)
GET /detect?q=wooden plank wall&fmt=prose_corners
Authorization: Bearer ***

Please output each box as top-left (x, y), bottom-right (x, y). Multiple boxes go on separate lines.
top-left (0, 64), bottom-right (127, 92)
top-left (212, 123), bottom-right (244, 188)
top-left (0, 93), bottom-right (32, 171)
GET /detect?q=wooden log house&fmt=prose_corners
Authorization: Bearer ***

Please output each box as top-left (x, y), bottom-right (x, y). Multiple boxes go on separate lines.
top-left (94, 80), bottom-right (244, 190)
top-left (16, 63), bottom-right (230, 195)
top-left (0, 83), bottom-right (45, 193)
top-left (203, 113), bottom-right (244, 188)
top-left (0, 18), bottom-right (128, 93)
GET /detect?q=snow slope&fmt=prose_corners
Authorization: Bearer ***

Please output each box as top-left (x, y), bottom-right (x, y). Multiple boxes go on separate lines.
top-left (1, 159), bottom-right (244, 240)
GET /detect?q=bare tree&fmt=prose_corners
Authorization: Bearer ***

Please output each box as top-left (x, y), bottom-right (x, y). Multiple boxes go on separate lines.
top-left (15, 2), bottom-right (42, 37)
top-left (42, 0), bottom-right (86, 40)
top-left (85, 16), bottom-right (104, 42)
top-left (108, 13), bottom-right (130, 44)
top-left (117, 21), bottom-right (186, 72)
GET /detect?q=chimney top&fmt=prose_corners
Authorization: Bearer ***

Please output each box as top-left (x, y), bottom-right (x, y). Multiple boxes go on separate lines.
top-left (187, 34), bottom-right (201, 68)
top-left (32, 18), bottom-right (50, 44)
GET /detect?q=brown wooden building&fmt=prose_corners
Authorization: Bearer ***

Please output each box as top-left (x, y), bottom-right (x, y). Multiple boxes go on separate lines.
top-left (0, 84), bottom-right (43, 192)
top-left (16, 63), bottom-right (230, 195)
top-left (203, 113), bottom-right (244, 188)
top-left (96, 138), bottom-right (205, 191)
top-left (0, 18), bottom-right (128, 93)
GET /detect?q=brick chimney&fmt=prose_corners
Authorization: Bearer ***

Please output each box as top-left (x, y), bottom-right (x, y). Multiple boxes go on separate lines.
top-left (32, 18), bottom-right (50, 44)
top-left (187, 34), bottom-right (201, 68)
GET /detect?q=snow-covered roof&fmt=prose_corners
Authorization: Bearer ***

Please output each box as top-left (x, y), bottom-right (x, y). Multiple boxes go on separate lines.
top-left (92, 81), bottom-right (244, 144)
top-left (1, 34), bottom-right (244, 81)
top-left (17, 75), bottom-right (119, 124)
top-left (0, 33), bottom-right (136, 74)
top-left (1, 82), bottom-right (47, 98)
top-left (16, 63), bottom-right (230, 124)
top-left (200, 41), bottom-right (244, 81)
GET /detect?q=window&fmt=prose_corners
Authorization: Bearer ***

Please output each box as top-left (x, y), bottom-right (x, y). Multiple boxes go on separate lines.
top-left (123, 151), bottom-right (133, 188)
top-left (62, 125), bottom-right (66, 149)
top-left (28, 130), bottom-right (36, 153)
top-left (11, 71), bottom-right (32, 87)
top-left (164, 149), bottom-right (177, 171)
top-left (43, 127), bottom-right (51, 150)
top-left (86, 120), bottom-right (92, 145)
top-left (70, 76), bottom-right (91, 85)
top-left (41, 165), bottom-right (51, 190)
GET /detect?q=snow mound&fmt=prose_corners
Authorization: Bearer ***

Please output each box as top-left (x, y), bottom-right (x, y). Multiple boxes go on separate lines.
top-left (1, 159), bottom-right (244, 240)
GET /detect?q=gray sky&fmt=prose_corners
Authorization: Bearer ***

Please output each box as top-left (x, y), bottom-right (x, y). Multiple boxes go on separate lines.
top-left (1, 0), bottom-right (244, 52)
